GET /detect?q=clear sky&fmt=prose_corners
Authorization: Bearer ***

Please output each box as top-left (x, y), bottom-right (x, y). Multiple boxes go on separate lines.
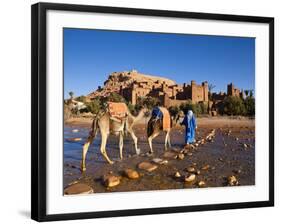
top-left (64, 28), bottom-right (255, 98)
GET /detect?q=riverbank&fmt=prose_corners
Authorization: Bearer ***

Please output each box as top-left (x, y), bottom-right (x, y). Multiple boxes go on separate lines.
top-left (64, 116), bottom-right (255, 194)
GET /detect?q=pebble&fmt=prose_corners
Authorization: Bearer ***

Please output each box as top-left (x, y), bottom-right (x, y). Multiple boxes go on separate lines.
top-left (177, 153), bottom-right (185, 160)
top-left (64, 183), bottom-right (94, 195)
top-left (124, 168), bottom-right (139, 179)
top-left (201, 165), bottom-right (210, 170)
top-left (72, 129), bottom-right (79, 133)
top-left (138, 161), bottom-right (158, 172)
top-left (235, 137), bottom-right (239, 141)
top-left (103, 174), bottom-right (121, 187)
top-left (71, 165), bottom-right (78, 169)
top-left (228, 175), bottom-right (239, 186)
top-left (152, 158), bottom-right (168, 165)
top-left (232, 169), bottom-right (242, 174)
top-left (186, 167), bottom-right (196, 173)
top-left (185, 174), bottom-right (196, 183)
top-left (198, 181), bottom-right (206, 187)
top-left (174, 171), bottom-right (181, 178)
top-left (67, 137), bottom-right (82, 142)
top-left (163, 151), bottom-right (177, 159)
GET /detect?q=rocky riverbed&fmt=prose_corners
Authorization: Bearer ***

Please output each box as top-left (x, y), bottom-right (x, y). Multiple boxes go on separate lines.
top-left (64, 117), bottom-right (255, 195)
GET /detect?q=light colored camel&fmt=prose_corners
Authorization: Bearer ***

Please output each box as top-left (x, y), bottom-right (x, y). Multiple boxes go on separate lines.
top-left (81, 107), bottom-right (147, 171)
top-left (147, 109), bottom-right (172, 153)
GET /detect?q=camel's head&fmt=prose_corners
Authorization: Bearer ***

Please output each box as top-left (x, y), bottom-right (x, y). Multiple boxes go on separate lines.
top-left (174, 110), bottom-right (185, 125)
top-left (139, 106), bottom-right (150, 117)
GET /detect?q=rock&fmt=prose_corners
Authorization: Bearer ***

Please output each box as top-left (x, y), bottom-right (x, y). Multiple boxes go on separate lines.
top-left (186, 167), bottom-right (196, 173)
top-left (235, 137), bottom-right (239, 141)
top-left (177, 153), bottom-right (185, 160)
top-left (124, 168), bottom-right (139, 179)
top-left (72, 129), bottom-right (79, 133)
top-left (228, 175), bottom-right (239, 186)
top-left (187, 152), bottom-right (193, 156)
top-left (67, 180), bottom-right (79, 186)
top-left (163, 151), bottom-right (177, 159)
top-left (152, 158), bottom-right (168, 165)
top-left (103, 174), bottom-right (121, 187)
top-left (243, 143), bottom-right (248, 148)
top-left (194, 143), bottom-right (199, 147)
top-left (174, 171), bottom-right (181, 178)
top-left (145, 152), bottom-right (154, 157)
top-left (185, 174), bottom-right (196, 183)
top-left (198, 181), bottom-right (206, 187)
top-left (218, 157), bottom-right (224, 162)
top-left (201, 164), bottom-right (210, 171)
top-left (64, 183), bottom-right (94, 195)
top-left (233, 169), bottom-right (242, 174)
top-left (67, 137), bottom-right (82, 142)
top-left (138, 161), bottom-right (158, 172)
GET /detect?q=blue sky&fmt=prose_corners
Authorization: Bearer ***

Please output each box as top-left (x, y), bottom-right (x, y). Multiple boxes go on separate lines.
top-left (64, 28), bottom-right (255, 98)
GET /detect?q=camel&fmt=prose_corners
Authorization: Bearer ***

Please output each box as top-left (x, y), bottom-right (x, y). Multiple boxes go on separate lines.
top-left (81, 105), bottom-right (147, 172)
top-left (147, 107), bottom-right (173, 153)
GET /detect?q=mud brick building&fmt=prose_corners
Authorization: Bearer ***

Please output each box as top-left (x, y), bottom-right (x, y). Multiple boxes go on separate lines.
top-left (88, 70), bottom-right (243, 109)
top-left (120, 79), bottom-right (209, 107)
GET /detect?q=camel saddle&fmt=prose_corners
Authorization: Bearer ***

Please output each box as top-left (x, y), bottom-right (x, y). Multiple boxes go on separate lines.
top-left (152, 107), bottom-right (171, 131)
top-left (107, 102), bottom-right (128, 123)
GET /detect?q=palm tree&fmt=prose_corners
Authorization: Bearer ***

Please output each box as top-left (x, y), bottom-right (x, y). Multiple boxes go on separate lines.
top-left (208, 83), bottom-right (216, 100)
top-left (249, 89), bottom-right (254, 98)
top-left (244, 90), bottom-right (249, 97)
top-left (68, 91), bottom-right (74, 100)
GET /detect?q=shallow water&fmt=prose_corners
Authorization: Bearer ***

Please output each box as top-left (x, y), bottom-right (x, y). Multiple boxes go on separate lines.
top-left (63, 123), bottom-right (255, 193)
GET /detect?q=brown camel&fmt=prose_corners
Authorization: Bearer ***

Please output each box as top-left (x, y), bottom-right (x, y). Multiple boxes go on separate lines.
top-left (81, 106), bottom-right (147, 171)
top-left (147, 107), bottom-right (172, 153)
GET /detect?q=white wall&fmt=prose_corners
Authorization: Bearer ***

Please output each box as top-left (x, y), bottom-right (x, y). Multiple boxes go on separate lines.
top-left (0, 0), bottom-right (279, 223)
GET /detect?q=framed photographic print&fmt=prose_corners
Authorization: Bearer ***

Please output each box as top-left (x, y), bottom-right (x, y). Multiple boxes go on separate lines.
top-left (31, 2), bottom-right (274, 222)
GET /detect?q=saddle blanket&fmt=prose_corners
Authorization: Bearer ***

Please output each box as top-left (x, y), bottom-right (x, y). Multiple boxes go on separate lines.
top-left (108, 102), bottom-right (128, 121)
top-left (152, 107), bottom-right (171, 131)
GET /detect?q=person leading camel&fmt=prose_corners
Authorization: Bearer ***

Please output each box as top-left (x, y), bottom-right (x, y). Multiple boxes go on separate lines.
top-left (181, 110), bottom-right (197, 146)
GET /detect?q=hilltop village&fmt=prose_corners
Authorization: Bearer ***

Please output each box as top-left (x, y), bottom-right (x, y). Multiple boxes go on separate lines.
top-left (87, 70), bottom-right (245, 113)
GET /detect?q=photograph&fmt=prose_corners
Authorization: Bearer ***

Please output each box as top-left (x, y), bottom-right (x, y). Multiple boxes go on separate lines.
top-left (63, 28), bottom-right (256, 195)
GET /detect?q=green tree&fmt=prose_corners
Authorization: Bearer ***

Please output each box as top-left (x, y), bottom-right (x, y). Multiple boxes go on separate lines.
top-left (208, 83), bottom-right (216, 100)
top-left (244, 90), bottom-right (249, 97)
top-left (223, 96), bottom-right (246, 115)
top-left (168, 105), bottom-right (180, 117)
top-left (249, 89), bottom-right (254, 98)
top-left (68, 91), bottom-right (74, 100)
top-left (85, 99), bottom-right (101, 115)
top-left (105, 92), bottom-right (125, 103)
top-left (76, 95), bottom-right (87, 103)
top-left (244, 96), bottom-right (255, 116)
top-left (127, 103), bottom-right (137, 115)
top-left (137, 96), bottom-right (160, 109)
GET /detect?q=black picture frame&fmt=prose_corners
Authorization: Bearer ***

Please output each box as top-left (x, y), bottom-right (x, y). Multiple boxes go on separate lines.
top-left (31, 2), bottom-right (274, 222)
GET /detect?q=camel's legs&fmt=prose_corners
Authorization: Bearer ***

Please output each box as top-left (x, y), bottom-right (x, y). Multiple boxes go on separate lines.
top-left (164, 131), bottom-right (170, 151)
top-left (100, 132), bottom-right (114, 164)
top-left (128, 129), bottom-right (140, 155)
top-left (119, 132), bottom-right (124, 160)
top-left (168, 131), bottom-right (172, 147)
top-left (81, 135), bottom-right (94, 172)
top-left (148, 132), bottom-right (160, 153)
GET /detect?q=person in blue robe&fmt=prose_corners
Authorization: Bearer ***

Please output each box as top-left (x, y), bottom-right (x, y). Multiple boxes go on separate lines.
top-left (181, 110), bottom-right (197, 144)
